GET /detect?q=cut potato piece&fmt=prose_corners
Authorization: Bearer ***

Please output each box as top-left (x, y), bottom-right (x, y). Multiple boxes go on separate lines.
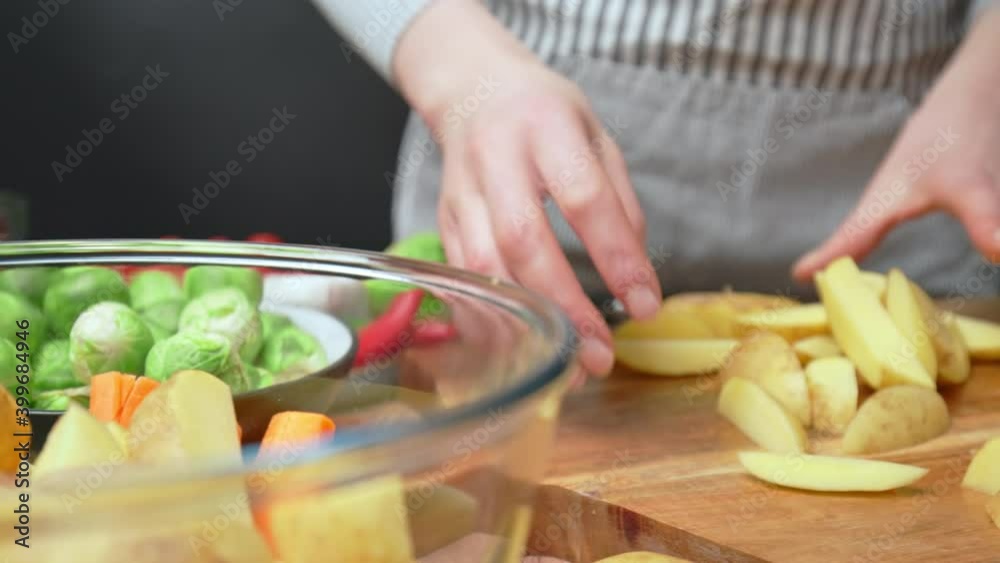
top-left (988, 495), bottom-right (1000, 529)
top-left (614, 292), bottom-right (796, 339)
top-left (955, 315), bottom-right (1000, 360)
top-left (793, 335), bottom-right (842, 364)
top-left (909, 283), bottom-right (971, 384)
top-left (805, 357), bottom-right (858, 435)
top-left (735, 303), bottom-right (829, 341)
top-left (106, 421), bottom-right (130, 456)
top-left (885, 269), bottom-right (937, 378)
top-left (859, 271), bottom-right (888, 299)
top-left (0, 386), bottom-right (26, 474)
top-left (268, 473), bottom-right (414, 563)
top-left (613, 338), bottom-right (739, 376)
top-left (738, 451), bottom-right (927, 492)
top-left (33, 403), bottom-right (126, 481)
top-left (718, 377), bottom-right (807, 453)
top-left (816, 258), bottom-right (933, 389)
top-left (841, 385), bottom-right (949, 454)
top-left (596, 553), bottom-right (693, 563)
top-left (962, 438), bottom-right (1000, 495)
top-left (718, 332), bottom-right (811, 426)
top-left (128, 370), bottom-right (241, 465)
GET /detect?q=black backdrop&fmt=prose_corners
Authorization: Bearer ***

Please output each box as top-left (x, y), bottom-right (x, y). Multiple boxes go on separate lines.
top-left (1, 0), bottom-right (409, 250)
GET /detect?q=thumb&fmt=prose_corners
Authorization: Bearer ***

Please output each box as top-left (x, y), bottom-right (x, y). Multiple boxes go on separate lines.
top-left (792, 181), bottom-right (931, 282)
top-left (941, 177), bottom-right (1000, 262)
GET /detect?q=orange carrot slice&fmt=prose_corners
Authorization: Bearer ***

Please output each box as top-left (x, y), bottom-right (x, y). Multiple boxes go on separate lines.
top-left (258, 412), bottom-right (335, 456)
top-left (90, 372), bottom-right (137, 422)
top-left (117, 377), bottom-right (161, 428)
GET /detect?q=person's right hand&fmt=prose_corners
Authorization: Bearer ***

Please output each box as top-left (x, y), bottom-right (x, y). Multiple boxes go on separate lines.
top-left (393, 0), bottom-right (661, 377)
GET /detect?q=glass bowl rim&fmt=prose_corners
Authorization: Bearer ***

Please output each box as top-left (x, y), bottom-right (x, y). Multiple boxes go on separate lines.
top-left (2, 239), bottom-right (577, 486)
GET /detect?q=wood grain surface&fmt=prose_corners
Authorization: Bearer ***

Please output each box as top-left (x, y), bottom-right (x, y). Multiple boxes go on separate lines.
top-left (530, 302), bottom-right (1000, 563)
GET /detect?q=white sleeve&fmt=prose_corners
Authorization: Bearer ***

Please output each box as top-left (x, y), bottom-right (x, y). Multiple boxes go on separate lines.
top-left (970, 0), bottom-right (1000, 24)
top-left (311, 0), bottom-right (438, 83)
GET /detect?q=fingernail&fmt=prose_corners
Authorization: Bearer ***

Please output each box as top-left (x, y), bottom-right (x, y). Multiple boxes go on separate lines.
top-left (580, 337), bottom-right (614, 377)
top-left (625, 287), bottom-right (661, 320)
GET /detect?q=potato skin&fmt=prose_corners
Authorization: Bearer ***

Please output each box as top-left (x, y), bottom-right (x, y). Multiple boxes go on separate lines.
top-left (842, 385), bottom-right (949, 455)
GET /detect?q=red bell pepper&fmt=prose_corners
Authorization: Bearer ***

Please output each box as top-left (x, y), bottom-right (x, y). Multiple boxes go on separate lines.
top-left (353, 289), bottom-right (424, 367)
top-left (411, 321), bottom-right (458, 346)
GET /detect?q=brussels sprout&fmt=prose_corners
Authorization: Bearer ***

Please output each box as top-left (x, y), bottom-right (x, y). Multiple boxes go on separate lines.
top-left (144, 330), bottom-right (249, 392)
top-left (260, 325), bottom-right (327, 381)
top-left (179, 288), bottom-right (262, 362)
top-left (43, 267), bottom-right (129, 338)
top-left (0, 291), bottom-right (47, 353)
top-left (33, 386), bottom-right (90, 411)
top-left (0, 339), bottom-right (18, 392)
top-left (0, 267), bottom-right (55, 307)
top-left (69, 302), bottom-right (154, 383)
top-left (260, 311), bottom-right (292, 343)
top-left (129, 270), bottom-right (184, 310)
top-left (365, 232), bottom-right (448, 317)
top-left (246, 365), bottom-right (274, 390)
top-left (32, 339), bottom-right (78, 393)
top-left (183, 266), bottom-right (263, 306)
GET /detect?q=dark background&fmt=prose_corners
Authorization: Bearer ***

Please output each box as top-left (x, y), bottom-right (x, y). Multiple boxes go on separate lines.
top-left (0, 0), bottom-right (409, 249)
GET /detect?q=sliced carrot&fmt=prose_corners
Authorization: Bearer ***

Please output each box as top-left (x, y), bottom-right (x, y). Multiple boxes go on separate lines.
top-left (258, 412), bottom-right (335, 456)
top-left (237, 424), bottom-right (243, 444)
top-left (89, 372), bottom-right (137, 423)
top-left (117, 377), bottom-right (161, 428)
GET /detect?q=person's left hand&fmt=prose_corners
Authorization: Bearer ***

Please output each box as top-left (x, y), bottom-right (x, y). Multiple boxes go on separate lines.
top-left (793, 9), bottom-right (1000, 281)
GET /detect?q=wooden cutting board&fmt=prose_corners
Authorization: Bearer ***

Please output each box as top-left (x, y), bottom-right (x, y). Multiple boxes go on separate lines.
top-left (530, 301), bottom-right (1000, 563)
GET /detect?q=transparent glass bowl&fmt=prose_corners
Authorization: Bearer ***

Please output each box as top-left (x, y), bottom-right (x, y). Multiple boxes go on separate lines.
top-left (0, 240), bottom-right (578, 563)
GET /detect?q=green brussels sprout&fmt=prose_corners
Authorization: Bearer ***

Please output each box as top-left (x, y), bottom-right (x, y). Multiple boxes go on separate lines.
top-left (260, 311), bottom-right (292, 343)
top-left (69, 302), bottom-right (155, 382)
top-left (144, 330), bottom-right (249, 392)
top-left (33, 386), bottom-right (90, 411)
top-left (260, 325), bottom-right (327, 381)
top-left (365, 232), bottom-right (448, 318)
top-left (183, 266), bottom-right (263, 306)
top-left (32, 339), bottom-right (78, 393)
top-left (0, 291), bottom-right (47, 354)
top-left (0, 339), bottom-right (18, 392)
top-left (130, 270), bottom-right (185, 339)
top-left (179, 288), bottom-right (262, 362)
top-left (0, 267), bottom-right (55, 307)
top-left (43, 267), bottom-right (129, 338)
top-left (246, 365), bottom-right (275, 390)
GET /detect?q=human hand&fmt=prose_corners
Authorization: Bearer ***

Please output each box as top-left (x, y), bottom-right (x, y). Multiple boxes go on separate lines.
top-left (793, 8), bottom-right (1000, 281)
top-left (393, 0), bottom-right (661, 377)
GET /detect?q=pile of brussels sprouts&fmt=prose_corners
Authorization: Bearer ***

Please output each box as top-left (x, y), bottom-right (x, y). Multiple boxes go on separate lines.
top-left (0, 265), bottom-right (328, 411)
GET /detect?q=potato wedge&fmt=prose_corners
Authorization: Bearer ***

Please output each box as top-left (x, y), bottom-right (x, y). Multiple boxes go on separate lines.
top-left (988, 495), bottom-right (1000, 529)
top-left (596, 553), bottom-right (692, 563)
top-left (613, 338), bottom-right (739, 376)
top-left (805, 357), bottom-right (858, 435)
top-left (885, 269), bottom-right (937, 377)
top-left (793, 335), bottom-right (842, 364)
top-left (719, 332), bottom-right (811, 426)
top-left (718, 377), bottom-right (807, 453)
top-left (909, 283), bottom-right (971, 384)
top-left (860, 271), bottom-right (888, 299)
top-left (735, 303), bottom-right (829, 341)
top-left (816, 258), bottom-right (933, 389)
top-left (841, 385), bottom-right (949, 454)
top-left (33, 403), bottom-right (127, 481)
top-left (268, 473), bottom-right (414, 563)
top-left (963, 437), bottom-right (1000, 495)
top-left (955, 315), bottom-right (1000, 361)
top-left (614, 292), bottom-right (796, 339)
top-left (0, 386), bottom-right (27, 474)
top-left (738, 451), bottom-right (927, 492)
